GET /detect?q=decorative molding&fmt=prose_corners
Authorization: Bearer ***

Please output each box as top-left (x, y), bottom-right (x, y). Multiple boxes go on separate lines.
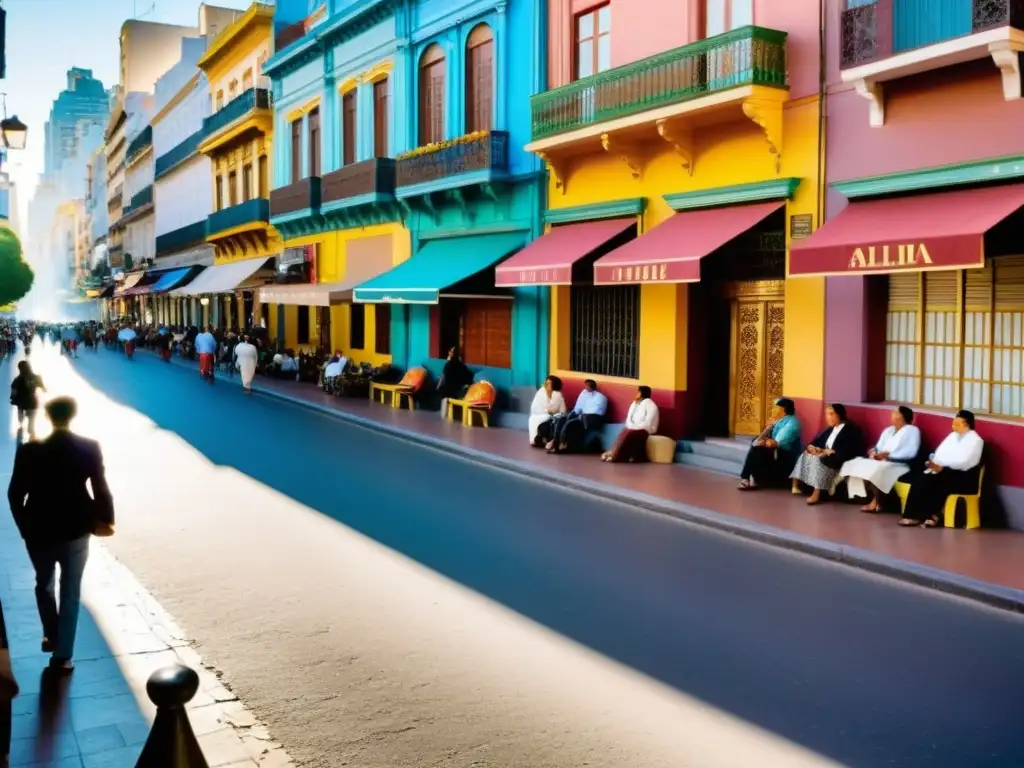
top-left (447, 188), bottom-right (472, 222)
top-left (741, 97), bottom-right (784, 172)
top-left (656, 118), bottom-right (694, 175)
top-left (285, 97), bottom-right (321, 122)
top-left (663, 178), bottom-right (800, 212)
top-left (832, 154), bottom-right (1024, 199)
top-left (338, 77), bottom-right (359, 94)
top-left (600, 132), bottom-right (644, 179)
top-left (361, 59), bottom-right (394, 83)
top-left (544, 197), bottom-right (647, 224)
top-left (538, 151), bottom-right (571, 194)
top-left (854, 78), bottom-right (885, 127)
top-left (989, 40), bottom-right (1024, 101)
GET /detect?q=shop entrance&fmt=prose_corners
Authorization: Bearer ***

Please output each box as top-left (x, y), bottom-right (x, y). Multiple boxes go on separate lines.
top-left (698, 212), bottom-right (786, 438)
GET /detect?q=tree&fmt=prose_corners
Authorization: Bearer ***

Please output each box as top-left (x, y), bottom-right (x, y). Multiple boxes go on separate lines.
top-left (0, 227), bottom-right (33, 307)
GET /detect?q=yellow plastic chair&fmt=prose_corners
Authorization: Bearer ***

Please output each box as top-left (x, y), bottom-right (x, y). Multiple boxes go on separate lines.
top-left (446, 381), bottom-right (496, 427)
top-left (893, 467), bottom-right (984, 529)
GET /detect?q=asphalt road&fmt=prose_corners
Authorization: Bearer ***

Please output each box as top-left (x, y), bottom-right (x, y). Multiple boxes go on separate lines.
top-left (7, 342), bottom-right (1024, 767)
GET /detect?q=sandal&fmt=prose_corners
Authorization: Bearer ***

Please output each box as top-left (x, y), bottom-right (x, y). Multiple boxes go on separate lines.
top-left (922, 517), bottom-right (940, 528)
top-left (860, 505), bottom-right (878, 513)
top-left (898, 518), bottom-right (922, 526)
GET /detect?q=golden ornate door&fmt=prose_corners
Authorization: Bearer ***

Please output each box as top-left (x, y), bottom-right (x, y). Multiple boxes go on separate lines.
top-left (728, 282), bottom-right (785, 436)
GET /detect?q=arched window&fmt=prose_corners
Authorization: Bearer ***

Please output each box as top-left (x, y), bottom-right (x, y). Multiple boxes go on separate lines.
top-left (465, 24), bottom-right (494, 133)
top-left (242, 69), bottom-right (254, 91)
top-left (418, 44), bottom-right (446, 145)
top-left (228, 79), bottom-right (238, 99)
top-left (216, 89), bottom-right (224, 111)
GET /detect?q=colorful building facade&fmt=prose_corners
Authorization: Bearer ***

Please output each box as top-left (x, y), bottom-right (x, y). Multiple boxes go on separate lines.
top-left (788, 0), bottom-right (1024, 528)
top-left (264, 0), bottom-right (549, 393)
top-left (517, 0), bottom-right (824, 437)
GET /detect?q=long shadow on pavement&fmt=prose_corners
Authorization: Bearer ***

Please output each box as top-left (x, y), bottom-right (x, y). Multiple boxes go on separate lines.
top-left (73, 350), bottom-right (1024, 768)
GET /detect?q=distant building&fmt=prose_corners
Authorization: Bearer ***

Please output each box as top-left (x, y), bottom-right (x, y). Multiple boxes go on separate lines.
top-left (42, 68), bottom-right (109, 188)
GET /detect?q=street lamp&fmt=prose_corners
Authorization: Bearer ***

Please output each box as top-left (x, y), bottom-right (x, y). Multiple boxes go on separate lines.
top-left (200, 297), bottom-right (210, 306)
top-left (0, 115), bottom-right (26, 150)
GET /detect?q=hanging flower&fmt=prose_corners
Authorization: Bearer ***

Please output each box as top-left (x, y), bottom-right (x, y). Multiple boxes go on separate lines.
top-left (396, 130), bottom-right (489, 160)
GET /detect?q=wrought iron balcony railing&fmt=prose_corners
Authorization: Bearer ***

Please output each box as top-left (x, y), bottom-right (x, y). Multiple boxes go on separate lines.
top-left (321, 158), bottom-right (396, 204)
top-left (270, 176), bottom-right (321, 217)
top-left (396, 132), bottom-right (508, 188)
top-left (156, 221), bottom-right (207, 256)
top-left (202, 88), bottom-right (272, 140)
top-left (206, 198), bottom-right (270, 237)
top-left (155, 130), bottom-right (203, 179)
top-left (126, 125), bottom-right (153, 163)
top-left (841, 0), bottom-right (1024, 69)
top-left (530, 26), bottom-right (788, 141)
top-left (125, 185), bottom-right (153, 215)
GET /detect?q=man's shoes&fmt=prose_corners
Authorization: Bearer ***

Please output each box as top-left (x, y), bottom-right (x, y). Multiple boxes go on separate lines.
top-left (41, 637), bottom-right (55, 653)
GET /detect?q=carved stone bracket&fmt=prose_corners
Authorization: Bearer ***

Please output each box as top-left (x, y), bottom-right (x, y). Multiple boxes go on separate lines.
top-left (538, 151), bottom-right (571, 194)
top-left (989, 40), bottom-right (1024, 101)
top-left (448, 188), bottom-right (473, 222)
top-left (853, 78), bottom-right (885, 127)
top-left (656, 118), bottom-right (694, 175)
top-left (741, 97), bottom-right (785, 172)
top-left (600, 133), bottom-right (644, 180)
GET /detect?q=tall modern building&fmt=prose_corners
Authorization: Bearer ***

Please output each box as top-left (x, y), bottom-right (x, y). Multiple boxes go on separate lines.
top-left (42, 68), bottom-right (109, 185)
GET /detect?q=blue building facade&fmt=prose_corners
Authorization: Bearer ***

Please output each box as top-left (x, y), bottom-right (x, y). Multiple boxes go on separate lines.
top-left (263, 0), bottom-right (548, 395)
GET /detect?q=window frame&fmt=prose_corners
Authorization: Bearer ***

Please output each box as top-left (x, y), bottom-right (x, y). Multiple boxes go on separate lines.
top-left (342, 89), bottom-right (357, 166)
top-left (704, 0), bottom-right (754, 38)
top-left (350, 302), bottom-right (366, 350)
top-left (374, 302), bottom-right (391, 355)
top-left (227, 169), bottom-right (238, 207)
top-left (290, 118), bottom-right (302, 183)
top-left (418, 44), bottom-right (446, 146)
top-left (373, 77), bottom-right (389, 158)
top-left (465, 24), bottom-right (494, 134)
top-left (308, 106), bottom-right (321, 178)
top-left (573, 3), bottom-right (612, 80)
top-left (569, 283), bottom-right (641, 380)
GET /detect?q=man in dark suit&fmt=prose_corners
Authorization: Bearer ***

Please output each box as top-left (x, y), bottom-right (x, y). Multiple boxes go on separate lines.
top-left (7, 397), bottom-right (114, 674)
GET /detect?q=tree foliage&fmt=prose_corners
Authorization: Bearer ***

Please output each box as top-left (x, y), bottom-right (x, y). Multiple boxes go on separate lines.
top-left (0, 227), bottom-right (33, 307)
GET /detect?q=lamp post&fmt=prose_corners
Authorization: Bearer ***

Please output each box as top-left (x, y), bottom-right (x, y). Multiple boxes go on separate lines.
top-left (0, 95), bottom-right (27, 150)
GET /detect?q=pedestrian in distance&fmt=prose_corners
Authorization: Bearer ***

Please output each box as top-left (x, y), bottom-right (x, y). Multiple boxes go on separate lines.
top-left (234, 334), bottom-right (258, 394)
top-left (9, 361), bottom-right (45, 442)
top-left (6, 397), bottom-right (115, 675)
top-left (195, 325), bottom-right (218, 383)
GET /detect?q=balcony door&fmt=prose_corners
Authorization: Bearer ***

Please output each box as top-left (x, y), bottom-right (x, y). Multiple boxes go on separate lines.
top-left (893, 0), bottom-right (972, 53)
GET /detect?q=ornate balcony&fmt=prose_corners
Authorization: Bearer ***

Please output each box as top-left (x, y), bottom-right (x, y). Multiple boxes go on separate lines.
top-left (395, 132), bottom-right (508, 195)
top-left (126, 125), bottom-right (153, 164)
top-left (269, 176), bottom-right (321, 219)
top-left (322, 159), bottom-right (395, 207)
top-left (156, 221), bottom-right (207, 257)
top-left (125, 185), bottom-right (153, 216)
top-left (200, 88), bottom-right (272, 155)
top-left (529, 27), bottom-right (787, 142)
top-left (207, 199), bottom-right (270, 237)
top-left (840, 0), bottom-right (1024, 126)
top-left (155, 130), bottom-right (203, 179)
top-left (206, 198), bottom-right (278, 261)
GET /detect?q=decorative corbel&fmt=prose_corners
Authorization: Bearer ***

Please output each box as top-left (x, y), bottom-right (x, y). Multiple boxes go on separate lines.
top-left (656, 118), bottom-right (694, 175)
top-left (600, 132), bottom-right (644, 180)
top-left (989, 40), bottom-right (1024, 101)
top-left (853, 78), bottom-right (885, 128)
top-left (448, 188), bottom-right (472, 221)
top-left (741, 97), bottom-right (784, 173)
top-left (538, 151), bottom-right (571, 194)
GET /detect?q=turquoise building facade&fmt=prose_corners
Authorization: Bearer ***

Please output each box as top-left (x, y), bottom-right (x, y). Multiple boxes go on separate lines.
top-left (264, 0), bottom-right (549, 397)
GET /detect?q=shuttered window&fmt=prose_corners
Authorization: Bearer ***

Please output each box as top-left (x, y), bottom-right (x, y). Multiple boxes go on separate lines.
top-left (373, 78), bottom-right (389, 158)
top-left (884, 258), bottom-right (1024, 416)
top-left (290, 119), bottom-right (302, 183)
top-left (375, 303), bottom-right (391, 355)
top-left (350, 302), bottom-right (366, 350)
top-left (419, 45), bottom-right (446, 146)
top-left (342, 91), bottom-right (357, 166)
top-left (436, 298), bottom-right (511, 368)
top-left (465, 25), bottom-right (493, 133)
top-left (308, 107), bottom-right (321, 177)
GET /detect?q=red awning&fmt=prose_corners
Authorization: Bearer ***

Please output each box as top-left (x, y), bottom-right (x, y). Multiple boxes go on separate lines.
top-left (789, 184), bottom-right (1024, 277)
top-left (495, 218), bottom-right (635, 287)
top-left (593, 202), bottom-right (784, 285)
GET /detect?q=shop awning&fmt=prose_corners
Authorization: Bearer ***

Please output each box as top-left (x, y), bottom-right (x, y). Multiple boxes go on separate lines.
top-left (593, 202), bottom-right (784, 285)
top-left (353, 232), bottom-right (525, 304)
top-left (150, 267), bottom-right (197, 294)
top-left (494, 218), bottom-right (635, 287)
top-left (789, 185), bottom-right (1024, 277)
top-left (114, 272), bottom-right (145, 297)
top-left (257, 283), bottom-right (352, 307)
top-left (97, 284), bottom-right (115, 299)
top-left (172, 258), bottom-right (271, 296)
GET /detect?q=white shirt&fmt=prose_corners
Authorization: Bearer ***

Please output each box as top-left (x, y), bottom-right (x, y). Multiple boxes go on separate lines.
top-left (931, 430), bottom-right (984, 471)
top-left (234, 342), bottom-right (257, 365)
top-left (530, 388), bottom-right (567, 417)
top-left (874, 424), bottom-right (921, 461)
top-left (825, 423), bottom-right (845, 450)
top-left (625, 399), bottom-right (659, 434)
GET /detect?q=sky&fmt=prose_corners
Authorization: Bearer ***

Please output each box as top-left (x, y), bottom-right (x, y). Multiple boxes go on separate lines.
top-left (1, 0), bottom-right (253, 226)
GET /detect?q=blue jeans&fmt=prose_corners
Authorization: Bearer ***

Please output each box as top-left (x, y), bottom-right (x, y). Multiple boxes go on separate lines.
top-left (28, 536), bottom-right (90, 660)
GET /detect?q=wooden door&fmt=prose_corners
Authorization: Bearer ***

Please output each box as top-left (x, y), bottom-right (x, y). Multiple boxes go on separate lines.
top-left (729, 286), bottom-right (785, 436)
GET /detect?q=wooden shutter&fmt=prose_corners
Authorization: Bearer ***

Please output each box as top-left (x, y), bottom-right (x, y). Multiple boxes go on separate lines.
top-left (994, 255), bottom-right (1024, 310)
top-left (342, 91), bottom-right (356, 165)
top-left (228, 171), bottom-right (237, 206)
top-left (374, 303), bottom-right (391, 354)
top-left (887, 272), bottom-right (921, 311)
top-left (258, 154), bottom-right (268, 197)
top-left (308, 107), bottom-right (321, 177)
top-left (965, 263), bottom-right (994, 311)
top-left (461, 301), bottom-right (487, 366)
top-left (483, 299), bottom-right (511, 368)
top-left (419, 53), bottom-right (445, 145)
top-left (466, 27), bottom-right (493, 133)
top-left (373, 78), bottom-right (389, 158)
top-left (924, 270), bottom-right (959, 310)
top-left (349, 302), bottom-right (365, 349)
top-left (290, 119), bottom-right (302, 182)
top-left (431, 63), bottom-right (445, 143)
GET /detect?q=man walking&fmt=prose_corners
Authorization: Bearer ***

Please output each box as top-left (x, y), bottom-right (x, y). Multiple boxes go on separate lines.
top-left (195, 325), bottom-right (218, 383)
top-left (7, 397), bottom-right (115, 674)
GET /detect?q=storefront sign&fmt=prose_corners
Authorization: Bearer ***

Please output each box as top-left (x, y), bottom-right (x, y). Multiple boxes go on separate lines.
top-left (596, 262), bottom-right (671, 284)
top-left (498, 266), bottom-right (572, 286)
top-left (848, 243), bottom-right (933, 270)
top-left (790, 214), bottom-right (813, 240)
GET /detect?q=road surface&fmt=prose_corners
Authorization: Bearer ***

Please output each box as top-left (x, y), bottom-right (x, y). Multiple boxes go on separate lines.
top-left (6, 342), bottom-right (1024, 767)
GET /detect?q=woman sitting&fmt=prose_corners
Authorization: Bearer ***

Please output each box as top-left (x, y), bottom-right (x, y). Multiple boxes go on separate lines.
top-left (899, 410), bottom-right (984, 528)
top-left (601, 386), bottom-right (659, 463)
top-left (738, 398), bottom-right (801, 491)
top-left (840, 405), bottom-right (921, 513)
top-left (789, 403), bottom-right (862, 505)
top-left (529, 375), bottom-right (567, 446)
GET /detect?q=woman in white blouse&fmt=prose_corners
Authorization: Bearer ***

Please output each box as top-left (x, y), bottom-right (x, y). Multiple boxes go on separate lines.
top-left (840, 405), bottom-right (921, 512)
top-left (602, 386), bottom-right (659, 462)
top-left (528, 375), bottom-right (567, 445)
top-left (899, 409), bottom-right (984, 527)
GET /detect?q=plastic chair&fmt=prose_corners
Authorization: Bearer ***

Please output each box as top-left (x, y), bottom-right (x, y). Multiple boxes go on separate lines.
top-left (893, 466), bottom-right (985, 529)
top-left (447, 381), bottom-right (497, 427)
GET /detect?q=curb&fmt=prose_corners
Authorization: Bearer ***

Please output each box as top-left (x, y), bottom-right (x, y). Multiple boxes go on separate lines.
top-left (134, 351), bottom-right (1024, 615)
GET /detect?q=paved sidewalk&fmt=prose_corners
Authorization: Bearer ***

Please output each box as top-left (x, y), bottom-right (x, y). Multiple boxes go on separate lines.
top-left (0, 482), bottom-right (292, 767)
top-left (145, 350), bottom-right (1024, 611)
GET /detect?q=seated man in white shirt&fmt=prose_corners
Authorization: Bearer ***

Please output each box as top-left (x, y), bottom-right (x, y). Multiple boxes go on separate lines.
top-left (899, 409), bottom-right (984, 528)
top-left (541, 379), bottom-right (609, 454)
top-left (840, 405), bottom-right (922, 513)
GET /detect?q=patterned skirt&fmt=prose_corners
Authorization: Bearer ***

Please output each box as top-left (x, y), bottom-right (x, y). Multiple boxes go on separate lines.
top-left (789, 452), bottom-right (840, 491)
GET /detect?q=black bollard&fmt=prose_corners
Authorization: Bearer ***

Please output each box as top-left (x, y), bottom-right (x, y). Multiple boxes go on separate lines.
top-left (135, 664), bottom-right (209, 768)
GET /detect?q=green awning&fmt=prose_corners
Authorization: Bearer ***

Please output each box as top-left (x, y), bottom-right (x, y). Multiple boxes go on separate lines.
top-left (353, 232), bottom-right (526, 304)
